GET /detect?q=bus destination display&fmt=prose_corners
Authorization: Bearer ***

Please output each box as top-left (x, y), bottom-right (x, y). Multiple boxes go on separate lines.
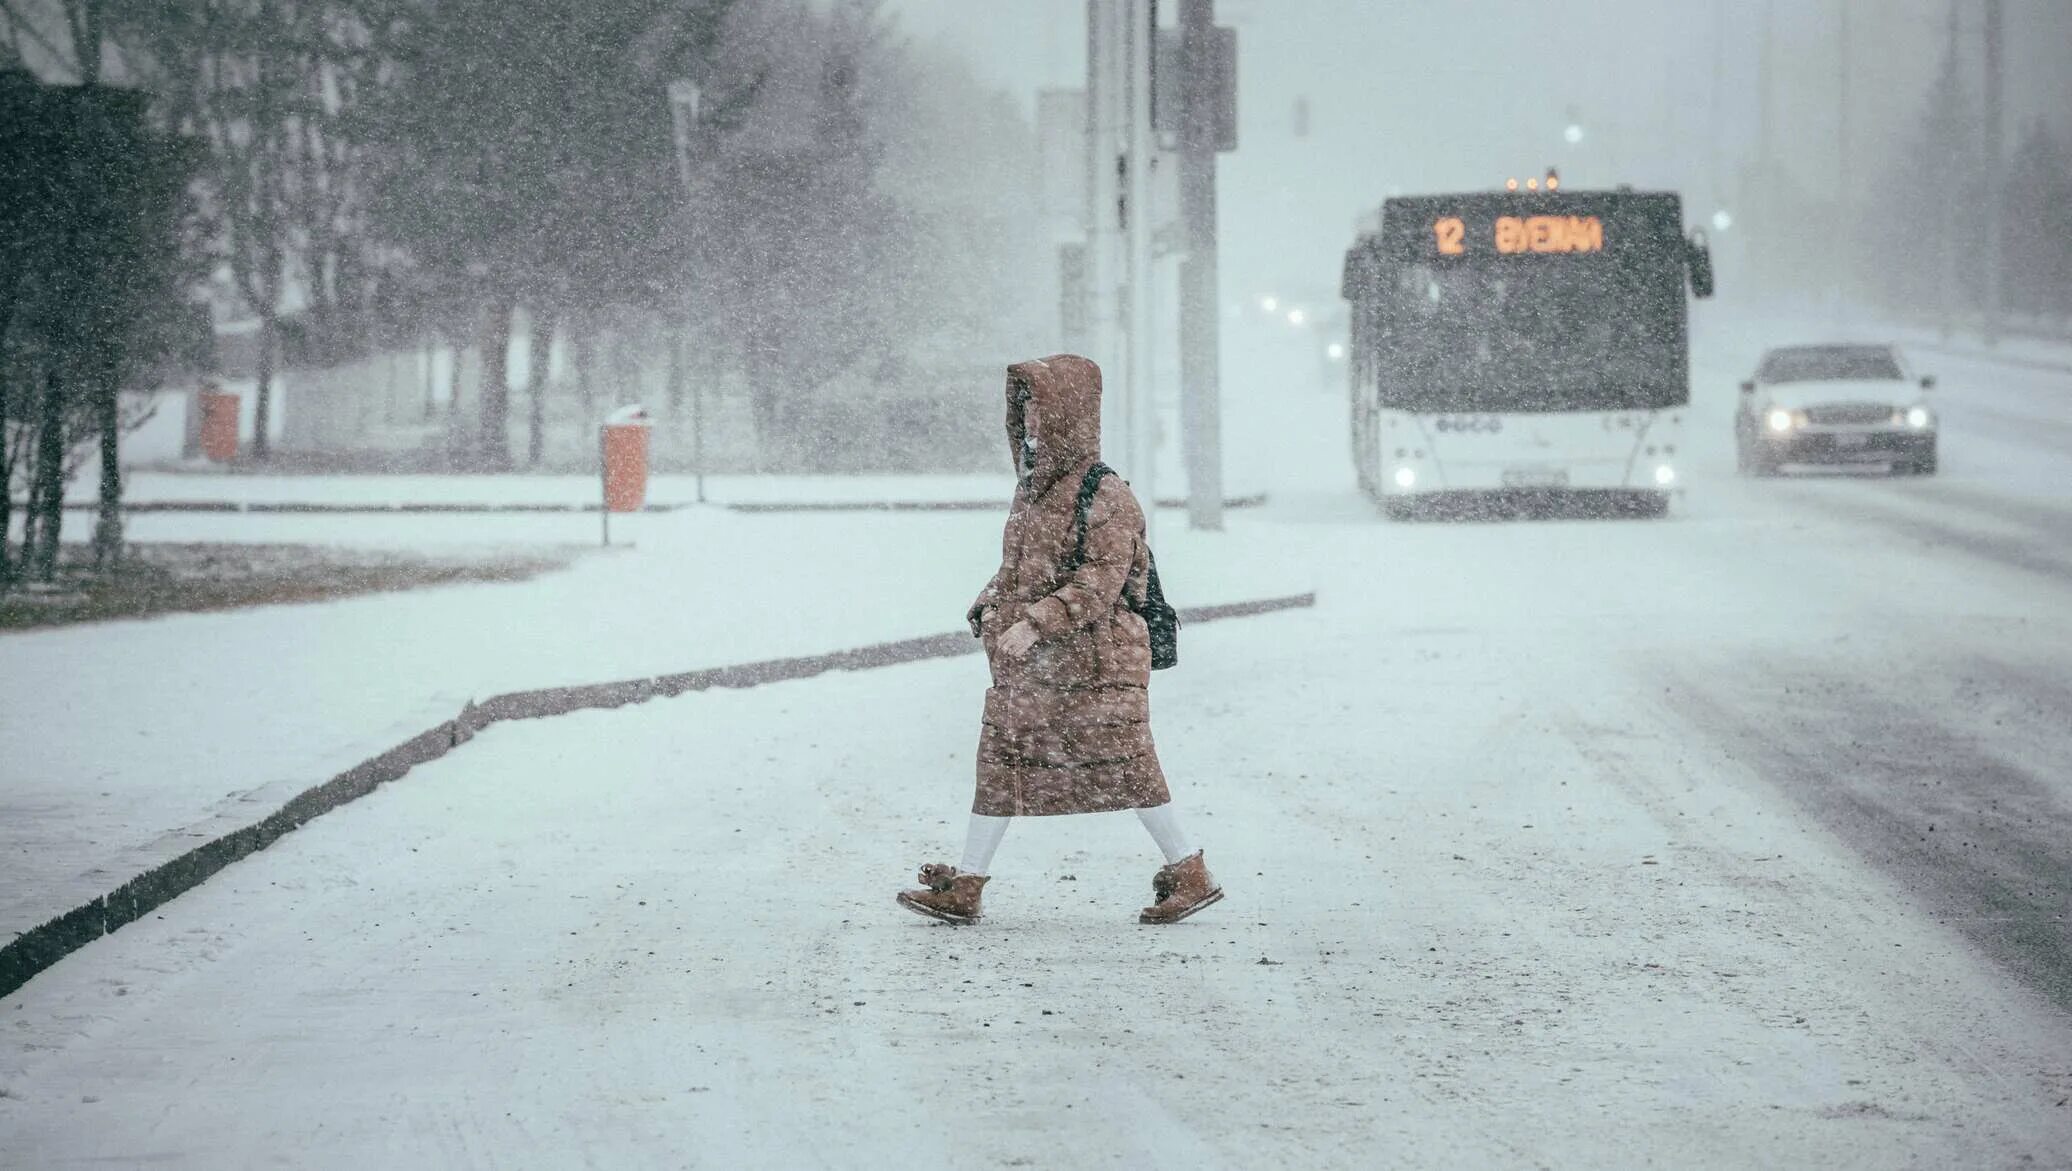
top-left (1432, 214), bottom-right (1604, 257)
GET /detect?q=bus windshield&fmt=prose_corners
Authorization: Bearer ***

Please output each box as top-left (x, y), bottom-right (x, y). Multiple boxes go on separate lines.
top-left (1377, 253), bottom-right (1686, 413)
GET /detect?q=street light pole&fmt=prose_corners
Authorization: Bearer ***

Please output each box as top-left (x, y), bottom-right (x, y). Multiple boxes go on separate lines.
top-left (1178, 0), bottom-right (1224, 532)
top-left (1086, 0), bottom-right (1124, 458)
top-left (666, 79), bottom-right (708, 503)
top-left (1981, 0), bottom-right (2004, 345)
top-left (1709, 0), bottom-right (1726, 214)
top-left (1838, 0), bottom-right (1852, 305)
top-left (1758, 0), bottom-right (1775, 176)
top-left (1085, 0), bottom-right (1157, 531)
top-left (1120, 1), bottom-right (1156, 535)
top-left (1939, 4), bottom-right (1960, 337)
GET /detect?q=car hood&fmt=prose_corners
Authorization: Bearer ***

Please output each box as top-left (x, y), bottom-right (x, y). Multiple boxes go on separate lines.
top-left (1757, 379), bottom-right (1918, 409)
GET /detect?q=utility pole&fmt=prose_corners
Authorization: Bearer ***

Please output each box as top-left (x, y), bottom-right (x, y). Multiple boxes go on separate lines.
top-left (1939, 1), bottom-right (1960, 337)
top-left (666, 79), bottom-right (708, 503)
top-left (1981, 0), bottom-right (2004, 344)
top-left (1085, 1), bottom-right (1129, 474)
top-left (1086, 1), bottom-right (1158, 524)
top-left (1758, 0), bottom-right (1775, 175)
top-left (1122, 0), bottom-right (1156, 525)
top-left (1837, 0), bottom-right (1852, 304)
top-left (1709, 0), bottom-right (1727, 214)
top-left (1085, 1), bottom-right (1114, 394)
top-left (1752, 0), bottom-right (1776, 291)
top-left (1177, 0), bottom-right (1223, 530)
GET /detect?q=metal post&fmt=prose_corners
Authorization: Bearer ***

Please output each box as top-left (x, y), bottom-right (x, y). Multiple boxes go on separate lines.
top-left (1754, 0), bottom-right (1777, 293)
top-left (1086, 0), bottom-right (1123, 408)
top-left (1758, 0), bottom-right (1775, 175)
top-left (1982, 0), bottom-right (2004, 344)
top-left (1837, 0), bottom-right (1852, 305)
top-left (1939, 2), bottom-right (1960, 338)
top-left (1708, 0), bottom-right (1729, 245)
top-left (667, 79), bottom-right (709, 499)
top-left (1178, 0), bottom-right (1223, 531)
top-left (692, 369), bottom-right (706, 503)
top-left (1122, 0), bottom-right (1157, 535)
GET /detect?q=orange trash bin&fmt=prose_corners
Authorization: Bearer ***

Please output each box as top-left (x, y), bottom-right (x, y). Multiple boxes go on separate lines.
top-left (601, 405), bottom-right (653, 513)
top-left (199, 389), bottom-right (240, 463)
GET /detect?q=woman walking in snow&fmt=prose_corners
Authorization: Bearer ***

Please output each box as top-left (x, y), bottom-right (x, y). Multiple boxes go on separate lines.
top-left (897, 354), bottom-right (1221, 926)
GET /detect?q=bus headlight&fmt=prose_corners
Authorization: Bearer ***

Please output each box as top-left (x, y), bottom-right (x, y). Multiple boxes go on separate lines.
top-left (1393, 467), bottom-right (1417, 490)
top-left (1653, 464), bottom-right (1676, 486)
top-left (1906, 405), bottom-right (1932, 429)
top-left (1765, 408), bottom-right (1795, 433)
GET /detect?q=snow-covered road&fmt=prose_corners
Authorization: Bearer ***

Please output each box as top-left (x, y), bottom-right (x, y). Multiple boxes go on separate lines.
top-left (5, 320), bottom-right (2071, 1166)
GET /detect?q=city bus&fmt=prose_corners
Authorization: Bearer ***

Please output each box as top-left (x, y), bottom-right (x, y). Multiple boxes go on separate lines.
top-left (1340, 184), bottom-right (1714, 518)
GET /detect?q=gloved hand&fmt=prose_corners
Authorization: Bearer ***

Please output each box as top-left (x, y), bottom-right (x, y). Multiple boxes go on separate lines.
top-left (996, 620), bottom-right (1040, 660)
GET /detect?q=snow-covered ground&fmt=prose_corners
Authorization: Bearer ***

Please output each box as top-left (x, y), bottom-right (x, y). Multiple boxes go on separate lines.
top-left (0, 502), bottom-right (1303, 944)
top-left (6, 604), bottom-right (2071, 1167)
top-left (4, 314), bottom-right (2072, 1165)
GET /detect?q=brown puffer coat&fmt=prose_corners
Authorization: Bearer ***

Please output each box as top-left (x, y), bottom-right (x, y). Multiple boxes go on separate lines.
top-left (968, 354), bottom-right (1171, 817)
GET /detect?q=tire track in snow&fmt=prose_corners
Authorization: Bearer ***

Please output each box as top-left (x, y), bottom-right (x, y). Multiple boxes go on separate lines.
top-left (1652, 658), bottom-right (2072, 1017)
top-left (1764, 478), bottom-right (2072, 589)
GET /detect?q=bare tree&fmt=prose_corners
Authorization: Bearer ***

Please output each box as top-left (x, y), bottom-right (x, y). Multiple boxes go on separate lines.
top-left (103, 1), bottom-right (389, 460)
top-left (1, 16), bottom-right (197, 580)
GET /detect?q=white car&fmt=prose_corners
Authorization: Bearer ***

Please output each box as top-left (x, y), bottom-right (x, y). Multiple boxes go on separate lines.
top-left (1735, 343), bottom-right (1938, 476)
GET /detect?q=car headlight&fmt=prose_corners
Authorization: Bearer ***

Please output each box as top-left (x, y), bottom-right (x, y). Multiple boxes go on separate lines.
top-left (1393, 467), bottom-right (1417, 489)
top-left (1766, 407), bottom-right (1795, 433)
top-left (1906, 405), bottom-right (1932, 429)
top-left (1653, 464), bottom-right (1676, 486)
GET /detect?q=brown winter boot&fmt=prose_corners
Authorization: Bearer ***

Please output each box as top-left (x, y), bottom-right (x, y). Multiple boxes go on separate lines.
top-left (1139, 851), bottom-right (1223, 924)
top-left (896, 863), bottom-right (989, 925)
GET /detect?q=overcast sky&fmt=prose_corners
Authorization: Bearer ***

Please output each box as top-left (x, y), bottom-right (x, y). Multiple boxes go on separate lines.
top-left (885, 1), bottom-right (2072, 317)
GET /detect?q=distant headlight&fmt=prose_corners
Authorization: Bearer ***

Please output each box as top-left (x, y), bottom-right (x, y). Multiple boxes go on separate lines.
top-left (1906, 405), bottom-right (1932, 429)
top-left (1393, 467), bottom-right (1417, 489)
top-left (1766, 408), bottom-right (1795, 433)
top-left (1653, 464), bottom-right (1676, 486)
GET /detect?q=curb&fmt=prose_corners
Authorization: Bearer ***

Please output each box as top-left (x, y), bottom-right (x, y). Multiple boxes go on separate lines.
top-left (0, 591), bottom-right (1316, 1000)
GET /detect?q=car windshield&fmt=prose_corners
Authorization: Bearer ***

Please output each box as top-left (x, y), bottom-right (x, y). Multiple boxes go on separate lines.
top-left (1758, 346), bottom-right (1903, 383)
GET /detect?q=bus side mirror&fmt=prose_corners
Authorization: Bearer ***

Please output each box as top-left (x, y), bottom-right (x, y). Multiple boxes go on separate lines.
top-left (1686, 231), bottom-right (1716, 300)
top-left (1919, 375), bottom-right (1936, 390)
top-left (1739, 380), bottom-right (1756, 394)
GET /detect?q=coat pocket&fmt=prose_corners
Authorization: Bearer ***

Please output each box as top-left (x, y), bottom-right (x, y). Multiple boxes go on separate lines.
top-left (978, 602), bottom-right (1027, 685)
top-left (1025, 625), bottom-right (1101, 690)
top-left (1104, 609), bottom-right (1153, 681)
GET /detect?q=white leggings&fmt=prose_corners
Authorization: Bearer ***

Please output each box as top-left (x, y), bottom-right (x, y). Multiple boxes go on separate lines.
top-left (957, 805), bottom-right (1195, 876)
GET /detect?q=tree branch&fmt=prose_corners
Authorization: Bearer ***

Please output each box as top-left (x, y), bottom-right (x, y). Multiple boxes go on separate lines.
top-left (0, 0), bottom-right (81, 80)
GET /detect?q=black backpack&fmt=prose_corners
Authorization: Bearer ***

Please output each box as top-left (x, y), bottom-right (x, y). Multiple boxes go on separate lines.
top-left (1066, 462), bottom-right (1180, 670)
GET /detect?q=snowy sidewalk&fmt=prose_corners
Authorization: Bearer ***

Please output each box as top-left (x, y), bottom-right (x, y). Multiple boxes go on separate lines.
top-left (0, 504), bottom-right (1306, 954)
